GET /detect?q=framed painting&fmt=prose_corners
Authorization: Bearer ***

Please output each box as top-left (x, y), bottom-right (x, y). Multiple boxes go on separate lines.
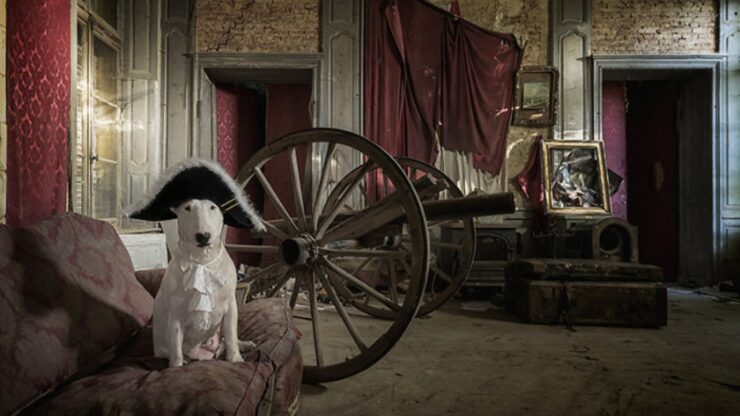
top-left (541, 140), bottom-right (612, 215)
top-left (513, 66), bottom-right (557, 127)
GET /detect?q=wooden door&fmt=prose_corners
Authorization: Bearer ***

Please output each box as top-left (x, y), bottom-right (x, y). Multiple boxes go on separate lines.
top-left (626, 81), bottom-right (679, 280)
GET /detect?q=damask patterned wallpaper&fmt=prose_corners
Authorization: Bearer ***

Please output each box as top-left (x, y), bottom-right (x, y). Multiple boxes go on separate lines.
top-left (6, 0), bottom-right (70, 227)
top-left (1, 0), bottom-right (7, 223)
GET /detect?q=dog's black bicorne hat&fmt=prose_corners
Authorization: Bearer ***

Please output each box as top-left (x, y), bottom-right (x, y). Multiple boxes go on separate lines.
top-left (126, 158), bottom-right (265, 230)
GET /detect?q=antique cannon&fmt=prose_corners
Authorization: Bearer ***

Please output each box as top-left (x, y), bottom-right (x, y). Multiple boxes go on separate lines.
top-left (224, 128), bottom-right (514, 383)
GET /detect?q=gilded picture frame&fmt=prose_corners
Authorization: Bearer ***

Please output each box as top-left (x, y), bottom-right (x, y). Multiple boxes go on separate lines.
top-left (513, 66), bottom-right (557, 127)
top-left (541, 140), bottom-right (612, 215)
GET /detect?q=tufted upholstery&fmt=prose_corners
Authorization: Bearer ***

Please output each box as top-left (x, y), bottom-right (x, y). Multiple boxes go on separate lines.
top-left (30, 299), bottom-right (302, 415)
top-left (0, 214), bottom-right (154, 414)
top-left (0, 213), bottom-right (302, 415)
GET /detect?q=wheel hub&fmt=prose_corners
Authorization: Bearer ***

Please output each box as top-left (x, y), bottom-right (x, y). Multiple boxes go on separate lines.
top-left (280, 234), bottom-right (319, 266)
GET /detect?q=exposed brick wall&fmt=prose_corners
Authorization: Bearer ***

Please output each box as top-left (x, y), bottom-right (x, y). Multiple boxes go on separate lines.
top-left (195, 0), bottom-right (320, 53)
top-left (0, 0), bottom-right (6, 222)
top-left (593, 0), bottom-right (718, 54)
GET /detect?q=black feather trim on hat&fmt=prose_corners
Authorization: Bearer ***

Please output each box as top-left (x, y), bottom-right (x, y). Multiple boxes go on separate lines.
top-left (126, 158), bottom-right (265, 230)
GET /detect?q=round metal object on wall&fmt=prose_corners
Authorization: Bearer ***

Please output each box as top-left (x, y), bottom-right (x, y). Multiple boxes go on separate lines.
top-left (226, 128), bottom-right (429, 383)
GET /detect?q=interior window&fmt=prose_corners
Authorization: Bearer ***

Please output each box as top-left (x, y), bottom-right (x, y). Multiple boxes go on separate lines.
top-left (73, 2), bottom-right (122, 223)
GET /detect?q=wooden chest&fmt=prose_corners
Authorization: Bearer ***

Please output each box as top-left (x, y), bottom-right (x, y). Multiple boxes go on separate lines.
top-left (505, 259), bottom-right (667, 327)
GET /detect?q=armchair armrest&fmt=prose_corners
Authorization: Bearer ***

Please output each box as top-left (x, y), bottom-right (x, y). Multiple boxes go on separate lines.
top-left (134, 268), bottom-right (166, 297)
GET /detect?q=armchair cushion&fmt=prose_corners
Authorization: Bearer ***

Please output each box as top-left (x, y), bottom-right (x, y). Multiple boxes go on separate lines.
top-left (0, 214), bottom-right (154, 414)
top-left (28, 298), bottom-right (302, 415)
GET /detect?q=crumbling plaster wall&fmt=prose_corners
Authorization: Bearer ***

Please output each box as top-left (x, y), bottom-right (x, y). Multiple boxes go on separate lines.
top-left (192, 0), bottom-right (719, 210)
top-left (195, 0), bottom-right (320, 53)
top-left (429, 0), bottom-right (550, 207)
top-left (0, 0), bottom-right (6, 223)
top-left (592, 0), bottom-right (718, 54)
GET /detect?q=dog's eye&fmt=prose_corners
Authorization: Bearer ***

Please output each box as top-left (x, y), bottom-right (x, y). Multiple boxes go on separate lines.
top-left (185, 206), bottom-right (191, 212)
top-left (210, 206), bottom-right (216, 210)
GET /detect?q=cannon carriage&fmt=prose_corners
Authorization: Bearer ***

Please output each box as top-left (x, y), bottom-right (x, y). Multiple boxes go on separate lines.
top-left (224, 128), bottom-right (514, 383)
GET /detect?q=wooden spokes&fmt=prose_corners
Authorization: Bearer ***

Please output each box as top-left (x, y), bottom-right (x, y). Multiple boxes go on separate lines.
top-left (227, 128), bottom-right (429, 383)
top-left (330, 157), bottom-right (476, 320)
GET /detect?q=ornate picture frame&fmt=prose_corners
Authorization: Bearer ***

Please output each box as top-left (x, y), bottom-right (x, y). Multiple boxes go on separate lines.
top-left (513, 66), bottom-right (557, 127)
top-left (541, 140), bottom-right (612, 215)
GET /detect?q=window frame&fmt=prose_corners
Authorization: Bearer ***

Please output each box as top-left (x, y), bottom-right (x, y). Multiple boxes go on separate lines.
top-left (72, 2), bottom-right (124, 226)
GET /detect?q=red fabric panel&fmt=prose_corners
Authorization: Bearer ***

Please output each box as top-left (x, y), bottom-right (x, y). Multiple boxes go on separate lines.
top-left (515, 135), bottom-right (544, 209)
top-left (6, 0), bottom-right (70, 227)
top-left (626, 82), bottom-right (679, 280)
top-left (265, 84), bottom-right (312, 142)
top-left (441, 16), bottom-right (521, 175)
top-left (449, 0), bottom-right (462, 16)
top-left (365, 0), bottom-right (428, 161)
top-left (365, 0), bottom-right (521, 175)
top-left (215, 85), bottom-right (264, 266)
top-left (261, 84), bottom-right (311, 263)
top-left (602, 82), bottom-right (628, 219)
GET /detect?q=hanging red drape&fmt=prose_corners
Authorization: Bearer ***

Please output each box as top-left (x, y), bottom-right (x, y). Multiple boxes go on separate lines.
top-left (440, 13), bottom-right (522, 174)
top-left (6, 0), bottom-right (71, 227)
top-left (365, 0), bottom-right (439, 163)
top-left (364, 0), bottom-right (522, 176)
top-left (515, 135), bottom-right (544, 210)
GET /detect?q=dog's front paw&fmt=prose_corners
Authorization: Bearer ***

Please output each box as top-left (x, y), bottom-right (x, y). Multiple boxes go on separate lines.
top-left (169, 356), bottom-right (184, 367)
top-left (226, 351), bottom-right (244, 363)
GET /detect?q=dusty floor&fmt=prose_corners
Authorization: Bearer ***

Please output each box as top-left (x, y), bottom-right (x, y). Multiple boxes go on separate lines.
top-left (298, 288), bottom-right (740, 416)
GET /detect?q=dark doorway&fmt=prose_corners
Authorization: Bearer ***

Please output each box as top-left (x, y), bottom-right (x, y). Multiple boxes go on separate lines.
top-left (601, 69), bottom-right (713, 284)
top-left (210, 70), bottom-right (313, 267)
top-left (625, 81), bottom-right (680, 280)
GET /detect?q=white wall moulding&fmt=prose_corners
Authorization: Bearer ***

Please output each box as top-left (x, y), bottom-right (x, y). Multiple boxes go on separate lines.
top-left (122, 0), bottom-right (163, 230)
top-left (592, 55), bottom-right (726, 285)
top-left (322, 0), bottom-right (363, 134)
top-left (718, 0), bottom-right (740, 280)
top-left (550, 0), bottom-right (591, 140)
top-left (161, 0), bottom-right (192, 169)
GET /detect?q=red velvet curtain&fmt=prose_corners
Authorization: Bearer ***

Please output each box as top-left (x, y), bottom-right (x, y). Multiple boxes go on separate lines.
top-left (364, 0), bottom-right (522, 176)
top-left (6, 0), bottom-right (71, 227)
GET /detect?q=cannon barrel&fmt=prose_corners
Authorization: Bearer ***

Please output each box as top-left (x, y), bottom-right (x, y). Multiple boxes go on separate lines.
top-left (420, 192), bottom-right (515, 222)
top-left (320, 192), bottom-right (515, 242)
top-left (252, 192), bottom-right (516, 242)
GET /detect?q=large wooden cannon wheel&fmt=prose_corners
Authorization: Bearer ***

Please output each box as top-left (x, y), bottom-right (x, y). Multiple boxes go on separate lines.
top-left (227, 128), bottom-right (430, 383)
top-left (331, 157), bottom-right (476, 320)
top-left (226, 128), bottom-right (514, 383)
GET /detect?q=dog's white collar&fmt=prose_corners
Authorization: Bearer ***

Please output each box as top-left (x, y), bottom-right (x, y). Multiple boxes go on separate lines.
top-left (178, 246), bottom-right (227, 314)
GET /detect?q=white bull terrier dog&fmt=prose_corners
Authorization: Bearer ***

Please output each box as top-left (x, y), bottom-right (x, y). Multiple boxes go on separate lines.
top-left (127, 158), bottom-right (265, 367)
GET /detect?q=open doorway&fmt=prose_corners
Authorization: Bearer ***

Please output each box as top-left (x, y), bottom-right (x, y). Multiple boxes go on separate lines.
top-left (601, 69), bottom-right (713, 284)
top-left (207, 68), bottom-right (313, 267)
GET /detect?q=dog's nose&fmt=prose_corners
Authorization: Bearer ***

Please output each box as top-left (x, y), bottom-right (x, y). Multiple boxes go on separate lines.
top-left (195, 232), bottom-right (211, 245)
